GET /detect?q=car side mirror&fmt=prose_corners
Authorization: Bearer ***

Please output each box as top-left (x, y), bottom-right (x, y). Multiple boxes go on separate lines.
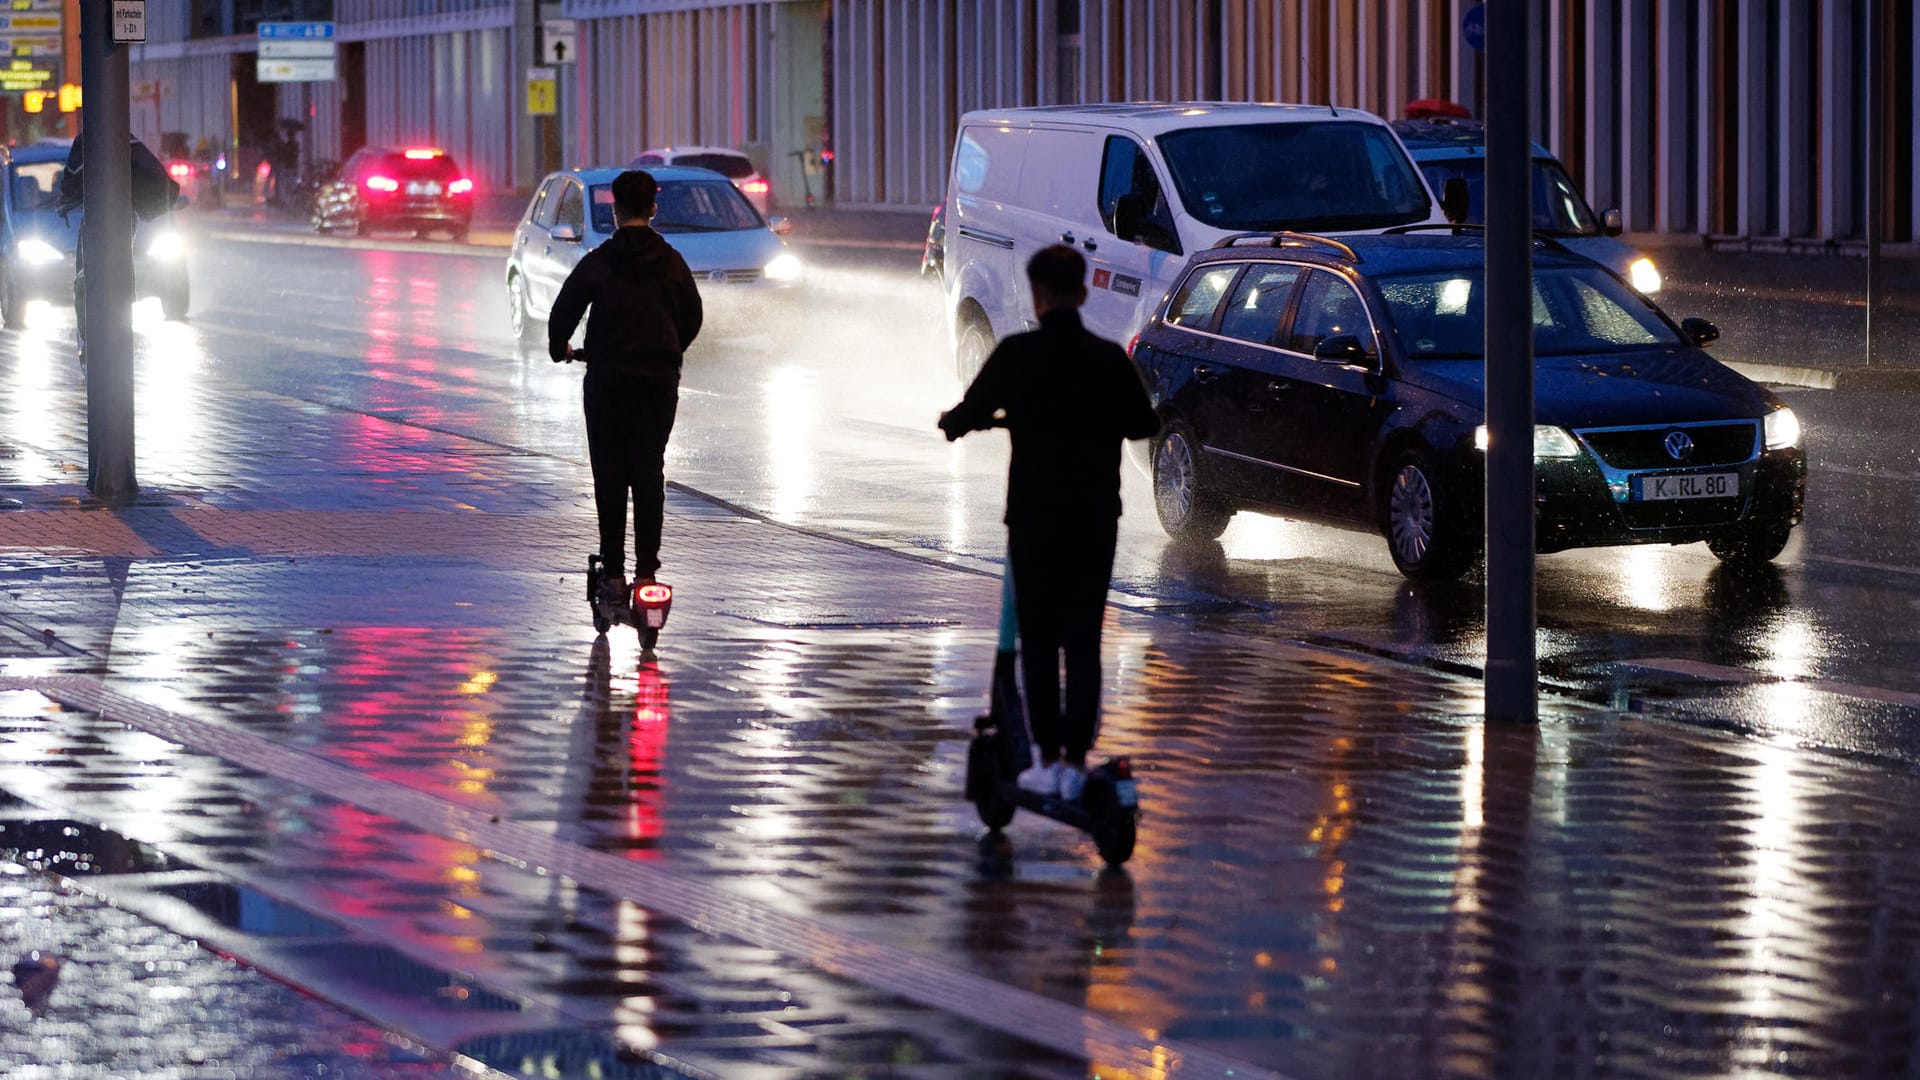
top-left (768, 215), bottom-right (793, 236)
top-left (1602, 208), bottom-right (1624, 237)
top-left (1440, 177), bottom-right (1470, 224)
top-left (1680, 317), bottom-right (1719, 347)
top-left (1313, 333), bottom-right (1371, 365)
top-left (551, 223), bottom-right (582, 243)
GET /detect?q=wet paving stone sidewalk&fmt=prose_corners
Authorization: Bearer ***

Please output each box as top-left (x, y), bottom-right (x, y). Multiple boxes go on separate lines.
top-left (4, 336), bottom-right (1920, 1077)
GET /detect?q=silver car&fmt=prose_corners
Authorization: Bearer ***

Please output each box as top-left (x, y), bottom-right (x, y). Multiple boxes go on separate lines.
top-left (506, 165), bottom-right (800, 341)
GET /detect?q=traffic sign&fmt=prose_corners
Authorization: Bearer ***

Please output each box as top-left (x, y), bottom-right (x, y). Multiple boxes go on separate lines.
top-left (260, 39), bottom-right (335, 59)
top-left (111, 1), bottom-right (145, 43)
top-left (1462, 4), bottom-right (1486, 50)
top-left (258, 57), bottom-right (337, 83)
top-left (527, 67), bottom-right (557, 115)
top-left (542, 20), bottom-right (577, 64)
top-left (258, 22), bottom-right (334, 40)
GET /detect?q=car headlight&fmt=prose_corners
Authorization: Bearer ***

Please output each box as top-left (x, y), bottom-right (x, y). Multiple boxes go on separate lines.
top-left (763, 252), bottom-right (802, 282)
top-left (1475, 424), bottom-right (1583, 458)
top-left (1763, 407), bottom-right (1802, 451)
top-left (1628, 256), bottom-right (1662, 294)
top-left (16, 238), bottom-right (62, 264)
top-left (146, 232), bottom-right (186, 260)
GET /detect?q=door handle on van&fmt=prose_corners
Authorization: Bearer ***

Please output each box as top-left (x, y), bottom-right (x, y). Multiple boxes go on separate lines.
top-left (1060, 231), bottom-right (1075, 244)
top-left (1082, 239), bottom-right (1097, 252)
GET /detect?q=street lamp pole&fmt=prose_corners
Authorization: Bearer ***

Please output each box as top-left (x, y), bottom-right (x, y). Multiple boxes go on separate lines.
top-left (80, 0), bottom-right (138, 503)
top-left (1483, 0), bottom-right (1536, 722)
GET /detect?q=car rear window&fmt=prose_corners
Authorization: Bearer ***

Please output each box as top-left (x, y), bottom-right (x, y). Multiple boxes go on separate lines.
top-left (669, 153), bottom-right (754, 179)
top-left (381, 153), bottom-right (460, 180)
top-left (10, 161), bottom-right (62, 211)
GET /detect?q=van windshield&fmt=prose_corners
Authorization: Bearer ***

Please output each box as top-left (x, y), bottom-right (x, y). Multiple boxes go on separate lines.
top-left (1157, 121), bottom-right (1432, 232)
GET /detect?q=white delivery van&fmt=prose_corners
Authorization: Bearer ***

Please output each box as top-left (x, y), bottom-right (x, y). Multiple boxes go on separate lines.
top-left (941, 102), bottom-right (1445, 378)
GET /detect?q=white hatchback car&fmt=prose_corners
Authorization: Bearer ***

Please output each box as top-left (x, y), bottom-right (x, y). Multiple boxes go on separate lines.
top-left (505, 165), bottom-right (801, 341)
top-left (629, 146), bottom-right (771, 217)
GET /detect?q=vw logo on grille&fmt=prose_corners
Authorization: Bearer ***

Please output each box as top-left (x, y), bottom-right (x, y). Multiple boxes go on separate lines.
top-left (708, 270), bottom-right (730, 283)
top-left (1663, 430), bottom-right (1695, 461)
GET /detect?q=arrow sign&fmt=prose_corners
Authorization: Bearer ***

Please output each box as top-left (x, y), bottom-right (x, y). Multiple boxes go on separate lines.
top-left (542, 19), bottom-right (576, 65)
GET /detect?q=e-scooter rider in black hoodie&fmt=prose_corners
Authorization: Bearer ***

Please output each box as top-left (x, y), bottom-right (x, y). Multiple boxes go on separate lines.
top-left (549, 170), bottom-right (703, 601)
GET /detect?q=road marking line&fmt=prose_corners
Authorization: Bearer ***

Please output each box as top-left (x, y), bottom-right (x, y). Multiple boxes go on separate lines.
top-left (1622, 658), bottom-right (1920, 708)
top-left (1, 674), bottom-right (1290, 1080)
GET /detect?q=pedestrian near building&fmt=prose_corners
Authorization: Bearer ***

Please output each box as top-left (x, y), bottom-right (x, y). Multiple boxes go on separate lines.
top-left (549, 170), bottom-right (704, 599)
top-left (939, 244), bottom-right (1161, 800)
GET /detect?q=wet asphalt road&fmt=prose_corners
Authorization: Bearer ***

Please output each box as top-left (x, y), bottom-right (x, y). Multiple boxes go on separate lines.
top-left (77, 232), bottom-right (1920, 754)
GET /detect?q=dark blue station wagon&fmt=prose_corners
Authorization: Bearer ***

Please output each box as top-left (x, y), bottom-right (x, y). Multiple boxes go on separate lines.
top-left (1130, 231), bottom-right (1806, 579)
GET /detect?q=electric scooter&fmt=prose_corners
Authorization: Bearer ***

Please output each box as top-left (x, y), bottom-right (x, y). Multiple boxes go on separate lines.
top-left (587, 554), bottom-right (673, 649)
top-left (963, 570), bottom-right (1140, 868)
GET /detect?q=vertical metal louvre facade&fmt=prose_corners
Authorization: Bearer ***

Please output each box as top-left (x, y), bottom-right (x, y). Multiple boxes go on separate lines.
top-left (829, 0), bottom-right (1914, 245)
top-left (574, 6), bottom-right (786, 176)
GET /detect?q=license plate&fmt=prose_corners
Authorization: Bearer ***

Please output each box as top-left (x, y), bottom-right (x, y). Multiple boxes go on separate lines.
top-left (407, 182), bottom-right (442, 196)
top-left (644, 609), bottom-right (666, 628)
top-left (1636, 472), bottom-right (1738, 500)
top-left (1114, 779), bottom-right (1138, 807)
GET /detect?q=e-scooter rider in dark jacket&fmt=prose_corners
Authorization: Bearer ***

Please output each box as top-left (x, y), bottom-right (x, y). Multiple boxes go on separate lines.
top-left (939, 244), bottom-right (1160, 801)
top-left (549, 170), bottom-right (703, 600)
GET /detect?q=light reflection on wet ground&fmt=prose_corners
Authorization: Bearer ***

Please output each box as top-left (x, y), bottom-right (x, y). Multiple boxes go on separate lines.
top-left (3, 237), bottom-right (1920, 1075)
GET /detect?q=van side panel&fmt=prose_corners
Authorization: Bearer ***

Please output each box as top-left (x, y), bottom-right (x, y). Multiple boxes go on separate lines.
top-left (944, 124), bottom-right (1029, 344)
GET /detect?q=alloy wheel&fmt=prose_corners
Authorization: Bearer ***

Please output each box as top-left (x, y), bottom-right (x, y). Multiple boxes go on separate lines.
top-left (1388, 462), bottom-right (1437, 568)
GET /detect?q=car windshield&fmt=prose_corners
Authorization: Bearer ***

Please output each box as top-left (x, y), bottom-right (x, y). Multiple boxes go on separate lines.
top-left (669, 153), bottom-right (754, 180)
top-left (597, 179), bottom-right (761, 233)
top-left (9, 161), bottom-right (62, 212)
top-left (1416, 158), bottom-right (1602, 235)
top-left (1157, 121), bottom-right (1432, 232)
top-left (1377, 264), bottom-right (1684, 360)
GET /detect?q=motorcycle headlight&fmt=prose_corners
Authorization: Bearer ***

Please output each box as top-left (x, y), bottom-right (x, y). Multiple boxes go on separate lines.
top-left (763, 252), bottom-right (803, 282)
top-left (1474, 424), bottom-right (1583, 458)
top-left (1763, 407), bottom-right (1802, 451)
top-left (1628, 256), bottom-right (1662, 294)
top-left (16, 238), bottom-right (62, 264)
top-left (147, 232), bottom-right (186, 260)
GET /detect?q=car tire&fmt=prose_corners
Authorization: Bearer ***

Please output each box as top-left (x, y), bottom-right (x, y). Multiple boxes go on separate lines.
top-left (1707, 520), bottom-right (1792, 565)
top-left (160, 276), bottom-right (190, 321)
top-left (955, 316), bottom-right (993, 384)
top-left (507, 272), bottom-right (537, 341)
top-left (1152, 423), bottom-right (1233, 541)
top-left (0, 270), bottom-right (24, 330)
top-left (1382, 448), bottom-right (1477, 580)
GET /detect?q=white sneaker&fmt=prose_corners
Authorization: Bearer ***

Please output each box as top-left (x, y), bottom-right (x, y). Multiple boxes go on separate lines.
top-left (1057, 764), bottom-right (1086, 802)
top-left (1016, 761), bottom-right (1063, 797)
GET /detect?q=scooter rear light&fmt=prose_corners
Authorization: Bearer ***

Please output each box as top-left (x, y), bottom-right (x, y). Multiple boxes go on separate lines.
top-left (1110, 757), bottom-right (1132, 780)
top-left (633, 583), bottom-right (673, 607)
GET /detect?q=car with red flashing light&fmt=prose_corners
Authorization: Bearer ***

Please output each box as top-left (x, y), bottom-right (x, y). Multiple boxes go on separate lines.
top-left (310, 146), bottom-right (475, 241)
top-left (628, 146), bottom-right (771, 217)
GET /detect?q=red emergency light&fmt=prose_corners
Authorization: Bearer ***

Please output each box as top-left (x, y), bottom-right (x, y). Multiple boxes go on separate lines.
top-left (404, 148), bottom-right (445, 160)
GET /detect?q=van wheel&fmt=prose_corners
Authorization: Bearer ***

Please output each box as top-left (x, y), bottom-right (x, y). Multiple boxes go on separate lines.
top-left (1382, 449), bottom-right (1477, 580)
top-left (1153, 423), bottom-right (1232, 540)
top-left (955, 317), bottom-right (992, 384)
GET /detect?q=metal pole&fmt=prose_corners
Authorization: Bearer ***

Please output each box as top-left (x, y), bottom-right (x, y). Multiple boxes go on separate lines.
top-left (81, 0), bottom-right (138, 503)
top-left (1483, 0), bottom-right (1535, 722)
top-left (1865, 0), bottom-right (1881, 366)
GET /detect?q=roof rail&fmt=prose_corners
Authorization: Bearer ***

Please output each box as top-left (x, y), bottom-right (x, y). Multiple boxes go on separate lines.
top-left (1209, 231), bottom-right (1361, 262)
top-left (1382, 221), bottom-right (1573, 254)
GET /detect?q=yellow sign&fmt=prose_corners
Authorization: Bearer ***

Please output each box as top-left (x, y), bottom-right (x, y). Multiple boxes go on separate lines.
top-left (526, 69), bottom-right (556, 116)
top-left (22, 87), bottom-right (43, 112)
top-left (57, 80), bottom-right (77, 111)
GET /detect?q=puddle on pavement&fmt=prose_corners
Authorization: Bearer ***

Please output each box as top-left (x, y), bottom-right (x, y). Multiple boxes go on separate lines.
top-left (281, 941), bottom-right (523, 1012)
top-left (155, 879), bottom-right (344, 937)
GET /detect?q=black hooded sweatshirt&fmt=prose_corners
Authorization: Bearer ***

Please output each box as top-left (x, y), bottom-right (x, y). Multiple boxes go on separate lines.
top-left (548, 225), bottom-right (703, 379)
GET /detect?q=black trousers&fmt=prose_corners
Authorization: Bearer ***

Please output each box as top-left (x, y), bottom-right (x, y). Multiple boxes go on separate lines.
top-left (583, 366), bottom-right (679, 579)
top-left (1008, 518), bottom-right (1118, 766)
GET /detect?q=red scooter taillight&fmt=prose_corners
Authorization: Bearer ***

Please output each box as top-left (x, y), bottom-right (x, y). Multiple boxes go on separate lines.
top-left (633, 583), bottom-right (672, 608)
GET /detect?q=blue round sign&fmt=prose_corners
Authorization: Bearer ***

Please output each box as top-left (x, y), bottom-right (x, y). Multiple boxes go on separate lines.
top-left (1462, 3), bottom-right (1486, 50)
